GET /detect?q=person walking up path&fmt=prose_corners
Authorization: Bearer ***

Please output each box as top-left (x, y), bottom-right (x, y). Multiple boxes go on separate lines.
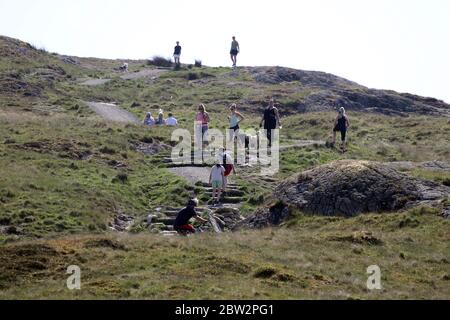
top-left (260, 98), bottom-right (282, 148)
top-left (209, 163), bottom-right (225, 205)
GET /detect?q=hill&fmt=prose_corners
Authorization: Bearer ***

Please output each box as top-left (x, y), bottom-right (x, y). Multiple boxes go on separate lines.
top-left (0, 35), bottom-right (449, 299)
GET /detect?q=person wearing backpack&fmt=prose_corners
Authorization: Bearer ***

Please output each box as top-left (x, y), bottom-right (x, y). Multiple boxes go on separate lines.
top-left (260, 98), bottom-right (282, 148)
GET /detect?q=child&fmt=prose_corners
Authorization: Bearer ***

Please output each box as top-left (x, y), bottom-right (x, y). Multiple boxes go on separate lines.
top-left (209, 163), bottom-right (225, 205)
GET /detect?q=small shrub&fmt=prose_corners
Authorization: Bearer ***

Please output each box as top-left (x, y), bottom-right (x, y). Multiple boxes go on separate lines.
top-left (443, 178), bottom-right (450, 187)
top-left (187, 72), bottom-right (199, 81)
top-left (148, 56), bottom-right (172, 67)
top-left (99, 146), bottom-right (116, 155)
top-left (194, 60), bottom-right (202, 68)
top-left (113, 172), bottom-right (128, 184)
top-left (253, 265), bottom-right (278, 279)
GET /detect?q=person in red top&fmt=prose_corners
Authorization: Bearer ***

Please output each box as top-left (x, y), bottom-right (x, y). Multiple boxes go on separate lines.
top-left (219, 148), bottom-right (236, 194)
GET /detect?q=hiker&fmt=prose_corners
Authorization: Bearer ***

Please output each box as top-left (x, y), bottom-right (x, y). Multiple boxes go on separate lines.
top-left (173, 198), bottom-right (208, 235)
top-left (332, 107), bottom-right (350, 152)
top-left (155, 109), bottom-right (166, 125)
top-left (119, 62), bottom-right (128, 72)
top-left (143, 112), bottom-right (155, 126)
top-left (196, 104), bottom-right (211, 144)
top-left (230, 36), bottom-right (240, 67)
top-left (209, 162), bottom-right (225, 205)
top-left (228, 103), bottom-right (245, 143)
top-left (259, 98), bottom-right (282, 147)
top-left (218, 148), bottom-right (236, 193)
top-left (173, 41), bottom-right (182, 65)
top-left (165, 113), bottom-right (178, 126)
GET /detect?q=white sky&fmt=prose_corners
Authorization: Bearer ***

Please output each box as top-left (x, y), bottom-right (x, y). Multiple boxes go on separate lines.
top-left (1, 0), bottom-right (449, 102)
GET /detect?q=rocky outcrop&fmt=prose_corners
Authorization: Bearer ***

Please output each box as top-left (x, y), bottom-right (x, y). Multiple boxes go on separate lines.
top-left (240, 160), bottom-right (450, 228)
top-left (248, 67), bottom-right (450, 116)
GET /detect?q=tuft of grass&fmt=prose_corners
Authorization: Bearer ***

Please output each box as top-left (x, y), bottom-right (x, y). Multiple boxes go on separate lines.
top-left (147, 56), bottom-right (172, 68)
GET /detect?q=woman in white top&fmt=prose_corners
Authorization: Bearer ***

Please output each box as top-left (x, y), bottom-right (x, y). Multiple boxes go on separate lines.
top-left (228, 104), bottom-right (245, 144)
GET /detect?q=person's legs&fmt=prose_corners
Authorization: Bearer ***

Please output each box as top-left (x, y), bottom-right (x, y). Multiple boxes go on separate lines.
top-left (341, 130), bottom-right (347, 150)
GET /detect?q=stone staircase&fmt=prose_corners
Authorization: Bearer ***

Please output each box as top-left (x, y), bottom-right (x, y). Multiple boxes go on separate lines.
top-left (147, 182), bottom-right (246, 235)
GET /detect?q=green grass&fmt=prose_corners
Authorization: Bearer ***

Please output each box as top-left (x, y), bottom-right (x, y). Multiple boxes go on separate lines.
top-left (1, 35), bottom-right (450, 299)
top-left (0, 207), bottom-right (449, 299)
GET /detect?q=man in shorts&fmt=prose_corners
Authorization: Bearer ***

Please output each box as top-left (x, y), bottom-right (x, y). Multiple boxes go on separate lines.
top-left (230, 36), bottom-right (240, 67)
top-left (209, 163), bottom-right (225, 205)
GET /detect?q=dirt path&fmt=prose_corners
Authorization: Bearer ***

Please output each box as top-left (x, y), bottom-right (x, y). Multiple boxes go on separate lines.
top-left (86, 102), bottom-right (140, 124)
top-left (80, 68), bottom-right (168, 86)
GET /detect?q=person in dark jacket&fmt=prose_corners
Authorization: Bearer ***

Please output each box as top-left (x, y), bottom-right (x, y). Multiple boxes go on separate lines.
top-left (259, 98), bottom-right (282, 147)
top-left (173, 198), bottom-right (208, 235)
top-left (173, 41), bottom-right (182, 65)
top-left (332, 107), bottom-right (350, 152)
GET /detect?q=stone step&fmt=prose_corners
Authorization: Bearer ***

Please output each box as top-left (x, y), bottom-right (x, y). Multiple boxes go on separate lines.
top-left (197, 182), bottom-right (239, 188)
top-left (153, 217), bottom-right (176, 225)
top-left (208, 197), bottom-right (243, 204)
top-left (204, 190), bottom-right (245, 197)
top-left (166, 163), bottom-right (210, 168)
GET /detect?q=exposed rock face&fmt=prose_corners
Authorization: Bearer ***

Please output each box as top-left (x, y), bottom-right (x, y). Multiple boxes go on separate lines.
top-left (275, 160), bottom-right (449, 217)
top-left (247, 67), bottom-right (450, 116)
top-left (240, 161), bottom-right (450, 229)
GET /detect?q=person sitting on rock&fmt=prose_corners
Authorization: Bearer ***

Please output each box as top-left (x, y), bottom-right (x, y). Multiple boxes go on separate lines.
top-left (165, 113), bottom-right (178, 126)
top-left (332, 107), bottom-right (350, 152)
top-left (143, 112), bottom-right (155, 126)
top-left (173, 198), bottom-right (208, 235)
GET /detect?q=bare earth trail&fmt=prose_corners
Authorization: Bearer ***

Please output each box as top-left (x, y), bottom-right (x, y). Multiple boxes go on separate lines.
top-left (80, 68), bottom-right (168, 86)
top-left (86, 102), bottom-right (140, 124)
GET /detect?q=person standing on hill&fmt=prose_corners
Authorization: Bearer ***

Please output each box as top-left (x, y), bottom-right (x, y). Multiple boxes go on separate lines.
top-left (228, 103), bottom-right (245, 143)
top-left (260, 98), bottom-right (282, 147)
top-left (230, 36), bottom-right (240, 67)
top-left (196, 104), bottom-right (211, 144)
top-left (332, 107), bottom-right (350, 152)
top-left (173, 41), bottom-right (182, 65)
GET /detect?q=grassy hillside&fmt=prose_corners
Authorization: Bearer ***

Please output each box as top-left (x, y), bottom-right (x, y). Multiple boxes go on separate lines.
top-left (0, 35), bottom-right (449, 299)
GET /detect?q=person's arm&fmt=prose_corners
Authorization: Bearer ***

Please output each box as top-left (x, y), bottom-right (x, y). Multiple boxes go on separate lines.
top-left (260, 114), bottom-right (265, 128)
top-left (221, 170), bottom-right (225, 189)
top-left (237, 42), bottom-right (240, 52)
top-left (346, 117), bottom-right (350, 129)
top-left (209, 170), bottom-right (213, 185)
top-left (236, 111), bottom-right (245, 123)
top-left (195, 215), bottom-right (208, 223)
top-left (275, 108), bottom-right (282, 128)
top-left (205, 112), bottom-right (211, 123)
top-left (334, 116), bottom-right (338, 127)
